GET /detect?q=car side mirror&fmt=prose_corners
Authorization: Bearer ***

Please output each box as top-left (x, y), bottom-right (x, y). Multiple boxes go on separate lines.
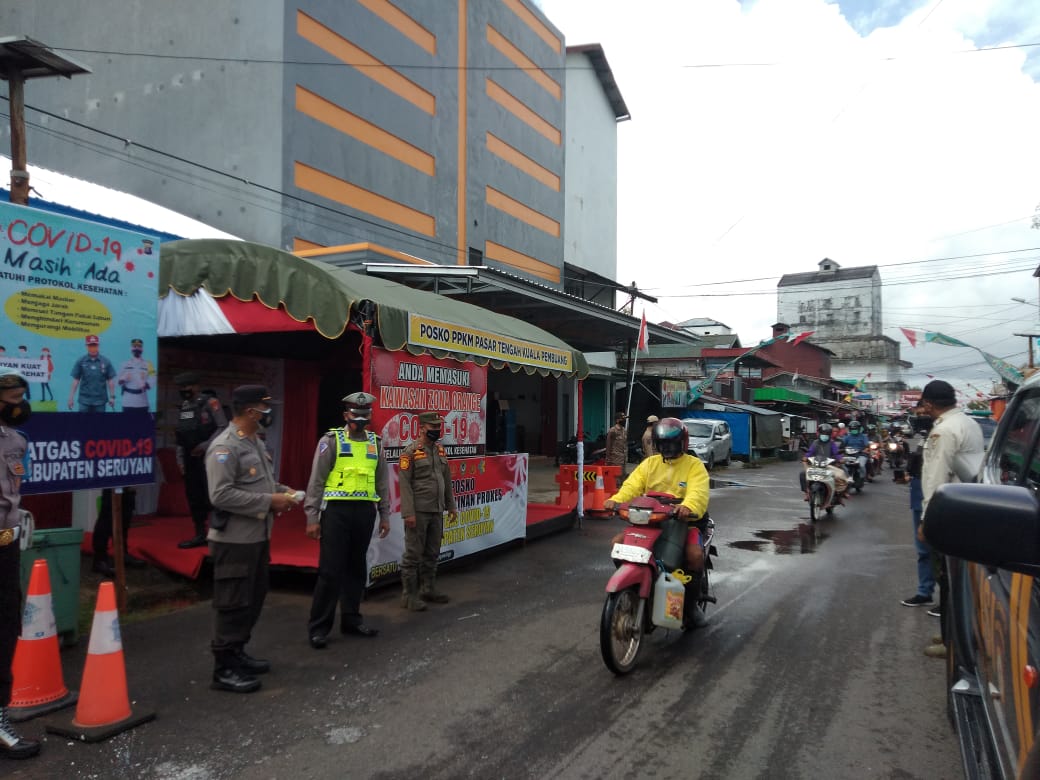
top-left (923, 483), bottom-right (1040, 575)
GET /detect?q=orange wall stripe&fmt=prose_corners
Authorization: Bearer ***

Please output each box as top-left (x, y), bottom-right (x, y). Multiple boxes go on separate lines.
top-left (485, 239), bottom-right (560, 283)
top-left (295, 161), bottom-right (436, 237)
top-left (296, 86), bottom-right (435, 175)
top-left (486, 133), bottom-right (559, 191)
top-left (357, 0), bottom-right (436, 55)
top-left (297, 11), bottom-right (435, 115)
top-left (486, 186), bottom-right (559, 237)
top-left (457, 0), bottom-right (467, 265)
top-left (501, 0), bottom-right (561, 53)
top-left (486, 25), bottom-right (561, 100)
top-left (293, 237), bottom-right (327, 251)
top-left (295, 241), bottom-right (433, 264)
top-left (486, 79), bottom-right (561, 145)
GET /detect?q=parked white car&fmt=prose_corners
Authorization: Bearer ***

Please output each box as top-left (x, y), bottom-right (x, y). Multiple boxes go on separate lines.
top-left (681, 418), bottom-right (732, 470)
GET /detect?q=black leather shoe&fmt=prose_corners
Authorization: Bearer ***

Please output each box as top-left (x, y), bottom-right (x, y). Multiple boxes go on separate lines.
top-left (125, 554), bottom-right (148, 569)
top-left (211, 667), bottom-right (261, 693)
top-left (235, 649), bottom-right (271, 674)
top-left (341, 624), bottom-right (379, 637)
top-left (92, 558), bottom-right (115, 577)
top-left (309, 634), bottom-right (328, 649)
top-left (178, 534), bottom-right (208, 549)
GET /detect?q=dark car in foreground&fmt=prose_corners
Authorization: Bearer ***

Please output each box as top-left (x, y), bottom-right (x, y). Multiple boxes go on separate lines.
top-left (924, 378), bottom-right (1040, 779)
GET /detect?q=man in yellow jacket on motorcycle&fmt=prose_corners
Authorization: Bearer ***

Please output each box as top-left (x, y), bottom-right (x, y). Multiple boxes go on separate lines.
top-left (604, 417), bottom-right (710, 581)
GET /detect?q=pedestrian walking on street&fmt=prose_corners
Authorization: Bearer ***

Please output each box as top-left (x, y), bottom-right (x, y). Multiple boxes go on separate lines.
top-left (605, 413), bottom-right (628, 467)
top-left (0, 369), bottom-right (40, 760)
top-left (304, 392), bottom-right (390, 648)
top-left (175, 372), bottom-right (227, 549)
top-left (899, 422), bottom-right (934, 610)
top-left (206, 385), bottom-right (301, 693)
top-left (398, 411), bottom-right (458, 611)
top-left (915, 380), bottom-right (984, 658)
top-left (641, 415), bottom-right (659, 458)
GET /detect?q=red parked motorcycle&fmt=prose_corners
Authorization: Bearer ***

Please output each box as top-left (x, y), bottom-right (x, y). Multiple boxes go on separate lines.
top-left (600, 493), bottom-right (717, 675)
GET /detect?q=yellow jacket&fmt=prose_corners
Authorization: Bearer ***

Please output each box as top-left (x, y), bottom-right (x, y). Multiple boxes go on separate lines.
top-left (608, 453), bottom-right (709, 518)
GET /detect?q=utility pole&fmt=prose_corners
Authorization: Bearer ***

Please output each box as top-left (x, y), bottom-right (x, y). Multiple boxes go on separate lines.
top-left (1, 37), bottom-right (89, 203)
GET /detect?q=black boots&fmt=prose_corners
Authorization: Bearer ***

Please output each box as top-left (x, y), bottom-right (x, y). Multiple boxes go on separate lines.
top-left (178, 534), bottom-right (207, 549)
top-left (211, 650), bottom-right (261, 693)
top-left (0, 706), bottom-right (40, 760)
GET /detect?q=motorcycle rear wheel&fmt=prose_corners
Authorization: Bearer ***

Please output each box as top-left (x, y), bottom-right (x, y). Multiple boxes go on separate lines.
top-left (600, 588), bottom-right (644, 675)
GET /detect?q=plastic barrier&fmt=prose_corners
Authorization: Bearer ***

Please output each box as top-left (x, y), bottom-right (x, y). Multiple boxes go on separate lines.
top-left (555, 465), bottom-right (623, 515)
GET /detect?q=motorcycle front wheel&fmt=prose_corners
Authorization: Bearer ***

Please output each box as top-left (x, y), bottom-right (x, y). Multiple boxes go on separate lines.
top-left (600, 588), bottom-right (644, 675)
top-left (809, 490), bottom-right (823, 523)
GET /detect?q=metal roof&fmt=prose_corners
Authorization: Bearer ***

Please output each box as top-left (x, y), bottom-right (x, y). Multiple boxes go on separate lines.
top-left (778, 265), bottom-right (878, 287)
top-left (0, 36), bottom-right (90, 80)
top-left (566, 44), bottom-right (631, 121)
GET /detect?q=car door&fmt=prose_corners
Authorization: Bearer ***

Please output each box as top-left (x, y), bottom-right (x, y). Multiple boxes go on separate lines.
top-left (976, 390), bottom-right (1040, 772)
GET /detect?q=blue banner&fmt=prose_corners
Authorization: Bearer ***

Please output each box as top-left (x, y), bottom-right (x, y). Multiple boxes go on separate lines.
top-left (0, 203), bottom-right (159, 494)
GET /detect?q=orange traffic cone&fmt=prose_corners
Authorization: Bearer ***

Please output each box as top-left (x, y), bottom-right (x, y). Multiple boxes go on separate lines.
top-left (46, 582), bottom-right (155, 743)
top-left (591, 470), bottom-right (606, 512)
top-left (8, 559), bottom-right (77, 721)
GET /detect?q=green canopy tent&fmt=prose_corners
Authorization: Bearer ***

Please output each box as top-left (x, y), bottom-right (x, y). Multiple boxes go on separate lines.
top-left (159, 238), bottom-right (589, 378)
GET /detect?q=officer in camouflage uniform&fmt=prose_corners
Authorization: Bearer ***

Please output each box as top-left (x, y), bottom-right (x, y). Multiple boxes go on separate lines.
top-left (398, 411), bottom-right (457, 612)
top-left (175, 372), bottom-right (227, 549)
top-left (0, 369), bottom-right (39, 759)
top-left (205, 385), bottom-right (301, 693)
top-left (304, 392), bottom-right (390, 648)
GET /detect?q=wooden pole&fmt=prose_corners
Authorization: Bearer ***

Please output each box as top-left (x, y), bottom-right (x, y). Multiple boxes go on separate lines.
top-left (8, 73), bottom-right (29, 205)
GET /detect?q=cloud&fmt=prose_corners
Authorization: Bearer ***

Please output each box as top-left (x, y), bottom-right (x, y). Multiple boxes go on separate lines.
top-left (542, 0), bottom-right (1040, 389)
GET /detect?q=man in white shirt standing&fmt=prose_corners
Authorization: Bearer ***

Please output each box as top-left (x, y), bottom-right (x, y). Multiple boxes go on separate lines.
top-left (916, 379), bottom-right (984, 657)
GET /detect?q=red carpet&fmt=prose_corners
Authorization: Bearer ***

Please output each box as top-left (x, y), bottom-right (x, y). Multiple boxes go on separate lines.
top-left (87, 503), bottom-right (574, 579)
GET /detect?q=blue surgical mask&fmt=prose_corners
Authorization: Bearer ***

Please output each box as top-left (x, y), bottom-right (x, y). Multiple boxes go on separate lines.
top-left (819, 435), bottom-right (830, 442)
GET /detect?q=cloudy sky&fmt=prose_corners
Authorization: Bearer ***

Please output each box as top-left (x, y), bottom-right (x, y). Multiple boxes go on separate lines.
top-left (539, 0), bottom-right (1040, 395)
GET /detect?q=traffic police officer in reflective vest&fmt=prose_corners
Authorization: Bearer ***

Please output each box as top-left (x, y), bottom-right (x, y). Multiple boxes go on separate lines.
top-left (398, 411), bottom-right (457, 612)
top-left (304, 392), bottom-right (390, 648)
top-left (175, 372), bottom-right (227, 549)
top-left (205, 385), bottom-right (301, 693)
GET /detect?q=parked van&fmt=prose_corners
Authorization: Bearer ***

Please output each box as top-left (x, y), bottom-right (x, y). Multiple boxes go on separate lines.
top-left (681, 418), bottom-right (732, 470)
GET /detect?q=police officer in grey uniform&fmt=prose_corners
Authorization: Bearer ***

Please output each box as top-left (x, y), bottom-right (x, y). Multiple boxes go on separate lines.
top-left (175, 372), bottom-right (227, 549)
top-left (0, 369), bottom-right (40, 759)
top-left (116, 338), bottom-right (152, 412)
top-left (304, 392), bottom-right (390, 648)
top-left (398, 412), bottom-right (457, 612)
top-left (205, 385), bottom-right (302, 693)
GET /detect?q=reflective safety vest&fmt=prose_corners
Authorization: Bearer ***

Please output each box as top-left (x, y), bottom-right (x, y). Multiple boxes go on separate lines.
top-left (323, 429), bottom-right (380, 501)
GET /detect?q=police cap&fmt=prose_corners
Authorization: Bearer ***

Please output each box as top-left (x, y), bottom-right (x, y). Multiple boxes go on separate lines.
top-left (418, 411), bottom-right (442, 426)
top-left (232, 385), bottom-right (277, 405)
top-left (174, 371), bottom-right (201, 387)
top-left (85, 334), bottom-right (100, 346)
top-left (0, 368), bottom-right (28, 390)
top-left (130, 338), bottom-right (143, 347)
top-left (342, 391), bottom-right (376, 410)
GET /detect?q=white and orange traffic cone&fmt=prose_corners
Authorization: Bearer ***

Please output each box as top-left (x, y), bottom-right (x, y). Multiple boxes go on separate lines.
top-left (46, 581), bottom-right (154, 743)
top-left (8, 559), bottom-right (77, 721)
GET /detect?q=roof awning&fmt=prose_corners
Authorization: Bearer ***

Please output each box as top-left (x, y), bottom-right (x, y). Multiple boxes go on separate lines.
top-left (159, 239), bottom-right (589, 378)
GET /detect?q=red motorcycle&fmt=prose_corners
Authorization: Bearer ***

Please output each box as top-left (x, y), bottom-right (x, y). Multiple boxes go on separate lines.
top-left (600, 493), bottom-right (717, 675)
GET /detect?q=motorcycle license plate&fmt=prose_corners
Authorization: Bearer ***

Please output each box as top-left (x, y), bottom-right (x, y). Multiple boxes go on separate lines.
top-left (611, 543), bottom-right (652, 564)
top-left (807, 469), bottom-right (829, 480)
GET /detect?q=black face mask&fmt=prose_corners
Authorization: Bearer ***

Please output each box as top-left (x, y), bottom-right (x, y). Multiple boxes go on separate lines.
top-left (257, 409), bottom-right (274, 428)
top-left (0, 399), bottom-right (31, 427)
top-left (179, 389), bottom-right (194, 400)
top-left (911, 415), bottom-right (934, 435)
top-left (132, 349), bottom-right (143, 357)
top-left (425, 428), bottom-right (442, 442)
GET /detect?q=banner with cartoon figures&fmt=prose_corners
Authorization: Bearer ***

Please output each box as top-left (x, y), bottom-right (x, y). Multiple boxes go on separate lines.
top-left (0, 203), bottom-right (159, 494)
top-left (371, 347), bottom-right (487, 461)
top-left (365, 453), bottom-right (529, 585)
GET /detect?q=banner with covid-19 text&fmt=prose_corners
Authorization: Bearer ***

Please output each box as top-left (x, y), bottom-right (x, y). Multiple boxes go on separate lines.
top-left (371, 347), bottom-right (487, 461)
top-left (0, 202), bottom-right (159, 494)
top-left (365, 453), bottom-right (529, 585)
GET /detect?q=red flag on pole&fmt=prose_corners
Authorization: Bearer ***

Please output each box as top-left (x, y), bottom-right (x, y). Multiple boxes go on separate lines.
top-left (637, 311), bottom-right (649, 354)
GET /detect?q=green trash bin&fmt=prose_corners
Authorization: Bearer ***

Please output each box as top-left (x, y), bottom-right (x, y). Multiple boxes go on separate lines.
top-left (20, 527), bottom-right (84, 647)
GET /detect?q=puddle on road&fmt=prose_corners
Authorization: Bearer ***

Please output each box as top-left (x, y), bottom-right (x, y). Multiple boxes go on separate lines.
top-left (727, 524), bottom-right (826, 555)
top-left (710, 479), bottom-right (750, 488)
